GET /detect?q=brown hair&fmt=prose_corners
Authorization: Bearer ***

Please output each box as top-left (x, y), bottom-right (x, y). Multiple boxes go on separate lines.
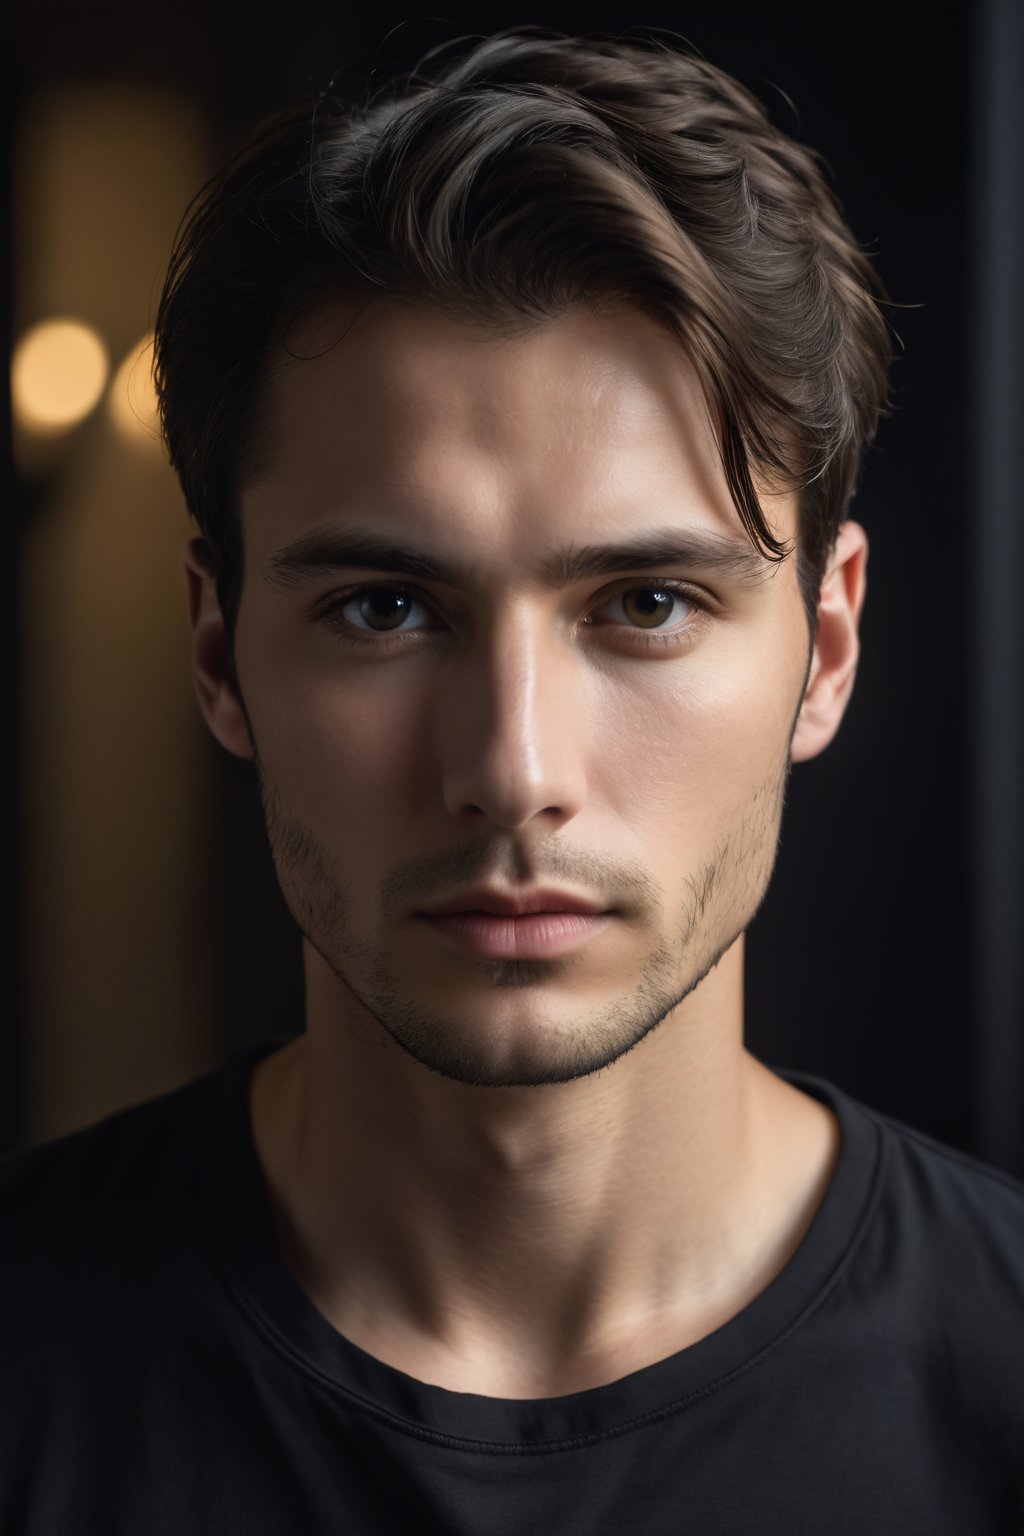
top-left (154, 26), bottom-right (895, 643)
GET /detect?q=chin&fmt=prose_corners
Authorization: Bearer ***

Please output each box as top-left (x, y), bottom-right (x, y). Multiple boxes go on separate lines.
top-left (378, 1007), bottom-right (652, 1091)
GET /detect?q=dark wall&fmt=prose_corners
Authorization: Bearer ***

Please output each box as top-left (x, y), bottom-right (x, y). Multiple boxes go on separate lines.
top-left (11, 1), bottom-right (1016, 1170)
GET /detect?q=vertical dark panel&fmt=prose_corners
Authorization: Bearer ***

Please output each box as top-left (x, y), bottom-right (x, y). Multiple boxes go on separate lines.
top-left (1, 3), bottom-right (23, 1154)
top-left (970, 0), bottom-right (1024, 1176)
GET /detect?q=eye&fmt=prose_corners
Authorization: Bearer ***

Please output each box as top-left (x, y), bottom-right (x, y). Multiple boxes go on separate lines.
top-left (324, 584), bottom-right (431, 638)
top-left (592, 581), bottom-right (699, 635)
top-left (320, 579), bottom-right (708, 648)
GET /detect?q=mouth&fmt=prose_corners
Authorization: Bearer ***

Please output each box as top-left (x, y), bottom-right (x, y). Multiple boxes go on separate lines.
top-left (417, 909), bottom-right (615, 960)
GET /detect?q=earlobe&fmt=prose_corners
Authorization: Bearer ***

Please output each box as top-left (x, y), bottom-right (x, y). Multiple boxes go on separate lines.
top-left (182, 536), bottom-right (254, 762)
top-left (790, 520), bottom-right (869, 764)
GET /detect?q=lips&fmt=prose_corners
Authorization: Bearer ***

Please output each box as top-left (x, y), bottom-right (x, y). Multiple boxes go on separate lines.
top-left (418, 907), bottom-right (615, 959)
top-left (421, 887), bottom-right (609, 918)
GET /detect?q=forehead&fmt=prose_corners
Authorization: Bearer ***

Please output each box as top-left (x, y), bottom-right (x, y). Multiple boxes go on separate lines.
top-left (244, 296), bottom-right (796, 558)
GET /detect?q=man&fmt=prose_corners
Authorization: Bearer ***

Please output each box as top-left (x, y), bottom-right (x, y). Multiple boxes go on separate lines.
top-left (3, 27), bottom-right (1022, 1534)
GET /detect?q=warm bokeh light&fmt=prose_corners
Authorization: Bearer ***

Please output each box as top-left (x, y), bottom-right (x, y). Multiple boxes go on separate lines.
top-left (109, 331), bottom-right (161, 445)
top-left (12, 317), bottom-right (109, 433)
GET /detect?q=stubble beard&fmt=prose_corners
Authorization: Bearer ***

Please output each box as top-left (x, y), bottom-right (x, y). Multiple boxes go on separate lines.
top-left (250, 751), bottom-right (792, 1091)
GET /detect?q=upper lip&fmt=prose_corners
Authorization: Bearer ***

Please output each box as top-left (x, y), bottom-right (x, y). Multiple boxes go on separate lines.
top-left (421, 887), bottom-right (610, 917)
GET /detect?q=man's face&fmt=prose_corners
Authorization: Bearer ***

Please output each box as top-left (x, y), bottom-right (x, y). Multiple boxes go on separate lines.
top-left (233, 299), bottom-right (812, 1088)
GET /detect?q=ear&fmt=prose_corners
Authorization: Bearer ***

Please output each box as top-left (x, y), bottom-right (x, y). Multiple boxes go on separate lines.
top-left (790, 519), bottom-right (868, 763)
top-left (183, 536), bottom-right (254, 761)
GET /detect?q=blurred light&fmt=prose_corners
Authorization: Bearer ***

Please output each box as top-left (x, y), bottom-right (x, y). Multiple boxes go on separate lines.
top-left (12, 317), bottom-right (109, 433)
top-left (109, 332), bottom-right (161, 446)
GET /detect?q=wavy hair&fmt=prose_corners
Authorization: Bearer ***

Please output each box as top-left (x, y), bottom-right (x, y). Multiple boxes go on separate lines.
top-left (154, 27), bottom-right (895, 641)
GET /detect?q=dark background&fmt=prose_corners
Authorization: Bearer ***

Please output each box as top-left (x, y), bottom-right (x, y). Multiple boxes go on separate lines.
top-left (4, 1), bottom-right (1022, 1173)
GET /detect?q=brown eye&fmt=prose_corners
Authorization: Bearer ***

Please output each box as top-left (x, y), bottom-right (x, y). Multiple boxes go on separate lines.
top-left (617, 586), bottom-right (686, 630)
top-left (323, 584), bottom-right (430, 637)
top-left (354, 588), bottom-right (419, 632)
top-left (596, 582), bottom-right (697, 633)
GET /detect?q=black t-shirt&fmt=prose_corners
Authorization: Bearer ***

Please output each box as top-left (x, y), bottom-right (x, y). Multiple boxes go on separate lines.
top-left (2, 1037), bottom-right (1023, 1535)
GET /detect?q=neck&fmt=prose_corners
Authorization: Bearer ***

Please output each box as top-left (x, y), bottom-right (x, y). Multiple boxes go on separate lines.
top-left (250, 935), bottom-right (839, 1399)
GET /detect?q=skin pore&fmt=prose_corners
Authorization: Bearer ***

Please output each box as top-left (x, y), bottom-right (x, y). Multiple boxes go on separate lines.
top-left (185, 297), bottom-right (868, 1400)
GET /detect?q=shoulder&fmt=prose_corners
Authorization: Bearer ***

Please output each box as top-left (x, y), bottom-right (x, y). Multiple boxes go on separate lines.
top-left (784, 1065), bottom-right (1024, 1283)
top-left (0, 1061), bottom-right (245, 1326)
top-left (789, 1068), bottom-right (1024, 1351)
top-left (0, 1051), bottom-right (252, 1320)
top-left (0, 1061), bottom-right (253, 1477)
top-left (781, 1073), bottom-right (1024, 1466)
top-left (846, 1094), bottom-right (1024, 1389)
top-left (870, 1099), bottom-right (1024, 1261)
top-left (0, 1068), bottom-right (219, 1233)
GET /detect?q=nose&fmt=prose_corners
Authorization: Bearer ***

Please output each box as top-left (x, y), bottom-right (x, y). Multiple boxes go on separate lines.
top-left (439, 608), bottom-right (588, 833)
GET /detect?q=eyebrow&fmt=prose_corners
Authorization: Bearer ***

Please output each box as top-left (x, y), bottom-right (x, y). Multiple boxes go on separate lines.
top-left (264, 522), bottom-right (776, 595)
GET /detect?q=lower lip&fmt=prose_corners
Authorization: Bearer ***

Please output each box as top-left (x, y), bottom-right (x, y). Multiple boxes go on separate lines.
top-left (418, 911), bottom-right (614, 959)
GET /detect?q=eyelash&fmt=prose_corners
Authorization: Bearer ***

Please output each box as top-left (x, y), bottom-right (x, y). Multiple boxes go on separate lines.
top-left (319, 578), bottom-right (713, 652)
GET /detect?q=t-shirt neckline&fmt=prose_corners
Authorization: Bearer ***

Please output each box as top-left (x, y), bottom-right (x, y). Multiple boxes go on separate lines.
top-left (202, 1036), bottom-right (885, 1451)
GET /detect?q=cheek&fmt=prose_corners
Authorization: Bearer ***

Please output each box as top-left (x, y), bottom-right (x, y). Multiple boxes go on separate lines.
top-left (250, 663), bottom-right (412, 828)
top-left (589, 653), bottom-right (794, 837)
